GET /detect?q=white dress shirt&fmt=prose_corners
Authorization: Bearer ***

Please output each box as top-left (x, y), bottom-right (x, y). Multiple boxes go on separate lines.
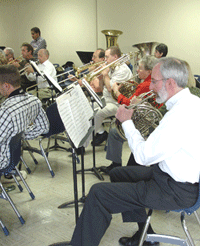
top-left (103, 63), bottom-right (133, 104)
top-left (26, 60), bottom-right (57, 89)
top-left (122, 88), bottom-right (200, 183)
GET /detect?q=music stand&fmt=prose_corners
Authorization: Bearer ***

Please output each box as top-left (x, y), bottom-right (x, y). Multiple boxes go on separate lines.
top-left (76, 79), bottom-right (105, 181)
top-left (55, 83), bottom-right (94, 222)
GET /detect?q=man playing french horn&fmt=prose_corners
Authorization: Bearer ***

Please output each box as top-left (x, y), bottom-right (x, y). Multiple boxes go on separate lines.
top-left (91, 46), bottom-right (133, 146)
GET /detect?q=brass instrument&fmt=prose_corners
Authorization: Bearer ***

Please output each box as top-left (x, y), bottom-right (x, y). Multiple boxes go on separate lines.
top-left (132, 42), bottom-right (159, 81)
top-left (101, 30), bottom-right (123, 48)
top-left (73, 60), bottom-right (105, 78)
top-left (85, 51), bottom-right (134, 83)
top-left (111, 76), bottom-right (139, 101)
top-left (8, 55), bottom-right (23, 64)
top-left (116, 91), bottom-right (163, 140)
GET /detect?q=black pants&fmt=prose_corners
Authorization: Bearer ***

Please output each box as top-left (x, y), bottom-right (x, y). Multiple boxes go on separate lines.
top-left (70, 164), bottom-right (198, 246)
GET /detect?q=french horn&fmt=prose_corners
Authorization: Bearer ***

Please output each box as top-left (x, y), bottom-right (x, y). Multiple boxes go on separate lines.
top-left (115, 91), bottom-right (163, 140)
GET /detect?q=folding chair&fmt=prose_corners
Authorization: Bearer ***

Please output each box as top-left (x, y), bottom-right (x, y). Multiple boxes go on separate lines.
top-left (22, 102), bottom-right (70, 177)
top-left (139, 179), bottom-right (200, 246)
top-left (0, 132), bottom-right (35, 233)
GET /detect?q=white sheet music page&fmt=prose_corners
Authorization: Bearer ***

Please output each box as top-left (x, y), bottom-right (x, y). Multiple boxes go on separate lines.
top-left (56, 83), bottom-right (93, 148)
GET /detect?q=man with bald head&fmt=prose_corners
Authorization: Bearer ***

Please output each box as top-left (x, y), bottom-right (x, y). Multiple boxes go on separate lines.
top-left (25, 49), bottom-right (57, 101)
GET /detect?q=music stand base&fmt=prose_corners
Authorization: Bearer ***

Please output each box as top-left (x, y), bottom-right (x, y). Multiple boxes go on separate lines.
top-left (58, 195), bottom-right (87, 209)
top-left (76, 167), bottom-right (104, 181)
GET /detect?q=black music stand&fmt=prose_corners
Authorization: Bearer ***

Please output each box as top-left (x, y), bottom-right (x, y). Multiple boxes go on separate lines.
top-left (76, 79), bottom-right (105, 181)
top-left (58, 127), bottom-right (93, 223)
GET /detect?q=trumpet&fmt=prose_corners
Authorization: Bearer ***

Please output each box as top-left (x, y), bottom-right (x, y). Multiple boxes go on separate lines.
top-left (115, 90), bottom-right (163, 140)
top-left (8, 55), bottom-right (23, 64)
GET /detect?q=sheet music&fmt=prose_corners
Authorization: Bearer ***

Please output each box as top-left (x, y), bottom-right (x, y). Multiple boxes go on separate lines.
top-left (56, 83), bottom-right (93, 148)
top-left (43, 70), bottom-right (63, 93)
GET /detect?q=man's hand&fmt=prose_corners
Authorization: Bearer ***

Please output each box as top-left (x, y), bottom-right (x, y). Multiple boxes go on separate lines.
top-left (130, 96), bottom-right (142, 105)
top-left (115, 105), bottom-right (133, 123)
top-left (25, 65), bottom-right (34, 75)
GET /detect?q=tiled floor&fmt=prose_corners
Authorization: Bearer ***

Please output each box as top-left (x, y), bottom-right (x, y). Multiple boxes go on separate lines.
top-left (0, 135), bottom-right (199, 246)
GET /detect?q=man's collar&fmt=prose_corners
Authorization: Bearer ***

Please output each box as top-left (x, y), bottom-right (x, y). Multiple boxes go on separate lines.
top-left (8, 87), bottom-right (25, 98)
top-left (165, 88), bottom-right (189, 110)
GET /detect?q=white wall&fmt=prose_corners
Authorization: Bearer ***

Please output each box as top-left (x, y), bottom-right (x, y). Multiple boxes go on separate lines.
top-left (97, 0), bottom-right (200, 74)
top-left (0, 0), bottom-right (200, 74)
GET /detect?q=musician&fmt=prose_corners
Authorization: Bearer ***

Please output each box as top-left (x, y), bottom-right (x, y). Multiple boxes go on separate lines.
top-left (30, 27), bottom-right (47, 58)
top-left (68, 48), bottom-right (105, 93)
top-left (14, 43), bottom-right (38, 91)
top-left (0, 65), bottom-right (49, 170)
top-left (92, 46), bottom-right (133, 146)
top-left (3, 47), bottom-right (14, 62)
top-left (0, 50), bottom-right (7, 65)
top-left (103, 56), bottom-right (161, 173)
top-left (50, 57), bottom-right (200, 246)
top-left (154, 43), bottom-right (168, 58)
top-left (25, 49), bottom-right (57, 101)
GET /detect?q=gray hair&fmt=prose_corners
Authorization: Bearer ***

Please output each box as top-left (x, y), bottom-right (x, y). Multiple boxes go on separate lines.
top-left (4, 47), bottom-right (14, 56)
top-left (139, 55), bottom-right (157, 71)
top-left (158, 57), bottom-right (188, 88)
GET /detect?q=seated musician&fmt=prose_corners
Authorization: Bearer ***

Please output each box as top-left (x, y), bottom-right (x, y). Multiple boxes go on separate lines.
top-left (154, 43), bottom-right (168, 58)
top-left (3, 47), bottom-right (15, 63)
top-left (101, 56), bottom-right (164, 173)
top-left (11, 43), bottom-right (38, 91)
top-left (91, 46), bottom-right (133, 146)
top-left (30, 27), bottom-right (47, 58)
top-left (68, 48), bottom-right (105, 94)
top-left (50, 57), bottom-right (200, 246)
top-left (0, 65), bottom-right (49, 171)
top-left (25, 49), bottom-right (57, 101)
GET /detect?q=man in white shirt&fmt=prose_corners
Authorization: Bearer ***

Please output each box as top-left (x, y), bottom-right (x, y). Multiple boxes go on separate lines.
top-left (49, 57), bottom-right (200, 246)
top-left (25, 49), bottom-right (57, 101)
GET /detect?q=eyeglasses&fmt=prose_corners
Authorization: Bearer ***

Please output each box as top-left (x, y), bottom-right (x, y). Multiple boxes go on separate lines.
top-left (151, 78), bottom-right (169, 84)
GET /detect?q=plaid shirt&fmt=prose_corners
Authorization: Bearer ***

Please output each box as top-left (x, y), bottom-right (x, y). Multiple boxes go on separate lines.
top-left (0, 88), bottom-right (49, 169)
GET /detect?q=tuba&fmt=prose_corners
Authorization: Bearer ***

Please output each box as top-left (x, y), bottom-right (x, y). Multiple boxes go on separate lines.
top-left (101, 30), bottom-right (123, 48)
top-left (115, 91), bottom-right (163, 140)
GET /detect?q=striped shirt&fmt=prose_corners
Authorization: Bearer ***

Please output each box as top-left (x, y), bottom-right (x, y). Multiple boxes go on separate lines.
top-left (0, 88), bottom-right (49, 169)
top-left (30, 36), bottom-right (47, 58)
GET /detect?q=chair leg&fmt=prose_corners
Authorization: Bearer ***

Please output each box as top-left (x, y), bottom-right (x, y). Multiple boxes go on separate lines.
top-left (20, 156), bottom-right (31, 174)
top-left (23, 140), bottom-right (38, 165)
top-left (138, 209), bottom-right (153, 246)
top-left (181, 212), bottom-right (195, 246)
top-left (194, 211), bottom-right (200, 226)
top-left (39, 139), bottom-right (55, 178)
top-left (15, 166), bottom-right (35, 200)
top-left (0, 182), bottom-right (25, 225)
top-left (0, 218), bottom-right (9, 236)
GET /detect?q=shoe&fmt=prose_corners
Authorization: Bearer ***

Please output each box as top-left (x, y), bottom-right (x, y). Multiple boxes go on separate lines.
top-left (119, 231), bottom-right (159, 246)
top-left (100, 162), bottom-right (121, 174)
top-left (91, 131), bottom-right (108, 146)
top-left (49, 241), bottom-right (72, 246)
top-left (2, 170), bottom-right (27, 184)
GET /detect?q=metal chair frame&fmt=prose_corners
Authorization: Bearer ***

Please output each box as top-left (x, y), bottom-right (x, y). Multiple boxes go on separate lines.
top-left (139, 179), bottom-right (200, 246)
top-left (0, 132), bottom-right (35, 235)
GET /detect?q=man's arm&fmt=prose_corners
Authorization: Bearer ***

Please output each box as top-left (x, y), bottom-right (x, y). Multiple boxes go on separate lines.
top-left (24, 106), bottom-right (49, 140)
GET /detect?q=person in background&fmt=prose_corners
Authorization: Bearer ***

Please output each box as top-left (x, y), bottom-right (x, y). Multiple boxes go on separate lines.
top-left (154, 43), bottom-right (168, 58)
top-left (3, 47), bottom-right (15, 63)
top-left (30, 27), bottom-right (47, 58)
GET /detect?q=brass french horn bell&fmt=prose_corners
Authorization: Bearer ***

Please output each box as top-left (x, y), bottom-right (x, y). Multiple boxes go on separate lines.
top-left (101, 30), bottom-right (123, 48)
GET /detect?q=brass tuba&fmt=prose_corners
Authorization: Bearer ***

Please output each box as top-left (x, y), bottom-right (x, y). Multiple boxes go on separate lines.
top-left (101, 30), bottom-right (123, 48)
top-left (115, 91), bottom-right (163, 140)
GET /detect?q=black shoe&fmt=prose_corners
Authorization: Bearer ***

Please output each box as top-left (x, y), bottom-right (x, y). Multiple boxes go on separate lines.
top-left (91, 131), bottom-right (108, 146)
top-left (100, 162), bottom-right (121, 174)
top-left (49, 241), bottom-right (72, 246)
top-left (119, 231), bottom-right (160, 246)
